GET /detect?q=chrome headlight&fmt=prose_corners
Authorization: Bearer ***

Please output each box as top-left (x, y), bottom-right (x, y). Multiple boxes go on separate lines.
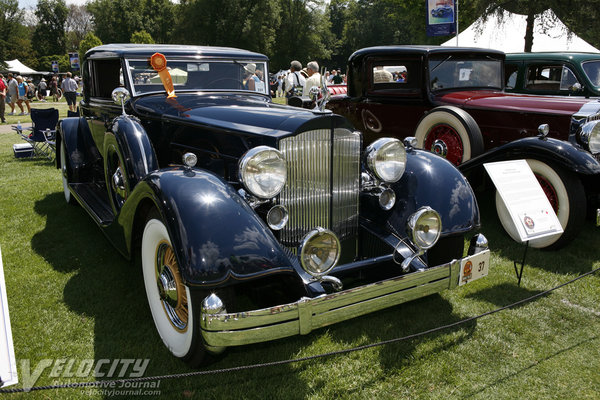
top-left (579, 120), bottom-right (600, 153)
top-left (299, 228), bottom-right (341, 277)
top-left (407, 207), bottom-right (442, 250)
top-left (365, 138), bottom-right (407, 182)
top-left (239, 146), bottom-right (287, 199)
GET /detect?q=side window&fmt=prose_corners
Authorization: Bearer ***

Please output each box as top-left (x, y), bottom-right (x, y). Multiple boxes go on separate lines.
top-left (504, 64), bottom-right (518, 89)
top-left (525, 64), bottom-right (562, 91)
top-left (559, 66), bottom-right (580, 91)
top-left (88, 59), bottom-right (122, 99)
top-left (369, 60), bottom-right (421, 97)
top-left (372, 65), bottom-right (407, 84)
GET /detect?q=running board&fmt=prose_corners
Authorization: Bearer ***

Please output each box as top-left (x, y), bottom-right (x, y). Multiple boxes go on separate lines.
top-left (70, 183), bottom-right (115, 226)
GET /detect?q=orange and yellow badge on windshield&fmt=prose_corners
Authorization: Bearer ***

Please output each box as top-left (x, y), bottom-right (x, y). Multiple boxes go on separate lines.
top-left (150, 52), bottom-right (176, 98)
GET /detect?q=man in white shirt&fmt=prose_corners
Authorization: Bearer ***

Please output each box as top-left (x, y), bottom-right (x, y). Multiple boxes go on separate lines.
top-left (302, 61), bottom-right (322, 98)
top-left (285, 60), bottom-right (306, 102)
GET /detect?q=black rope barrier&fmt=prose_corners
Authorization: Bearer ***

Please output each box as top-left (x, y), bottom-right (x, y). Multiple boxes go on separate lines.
top-left (1, 266), bottom-right (599, 394)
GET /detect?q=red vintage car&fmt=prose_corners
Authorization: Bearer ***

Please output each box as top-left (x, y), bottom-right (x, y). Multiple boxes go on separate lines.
top-left (327, 46), bottom-right (600, 250)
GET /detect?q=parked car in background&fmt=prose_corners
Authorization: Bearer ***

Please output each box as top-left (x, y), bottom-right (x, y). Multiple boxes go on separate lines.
top-left (505, 52), bottom-right (600, 97)
top-left (57, 44), bottom-right (490, 366)
top-left (327, 45), bottom-right (600, 250)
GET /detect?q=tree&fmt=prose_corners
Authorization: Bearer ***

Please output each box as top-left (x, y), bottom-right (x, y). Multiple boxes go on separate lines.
top-left (88, 0), bottom-right (175, 43)
top-left (131, 30), bottom-right (154, 44)
top-left (65, 4), bottom-right (93, 52)
top-left (0, 0), bottom-right (34, 63)
top-left (32, 0), bottom-right (69, 57)
top-left (79, 32), bottom-right (102, 59)
top-left (173, 0), bottom-right (280, 56)
top-left (269, 0), bottom-right (332, 70)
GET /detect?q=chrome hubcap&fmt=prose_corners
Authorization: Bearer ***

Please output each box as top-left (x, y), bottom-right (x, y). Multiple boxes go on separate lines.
top-left (155, 241), bottom-right (188, 331)
top-left (431, 139), bottom-right (448, 157)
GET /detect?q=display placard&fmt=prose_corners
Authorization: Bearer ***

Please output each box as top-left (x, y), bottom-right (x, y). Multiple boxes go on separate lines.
top-left (484, 160), bottom-right (563, 243)
top-left (0, 247), bottom-right (17, 387)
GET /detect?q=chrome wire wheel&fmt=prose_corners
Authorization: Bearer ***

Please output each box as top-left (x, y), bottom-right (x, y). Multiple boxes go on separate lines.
top-left (155, 240), bottom-right (188, 332)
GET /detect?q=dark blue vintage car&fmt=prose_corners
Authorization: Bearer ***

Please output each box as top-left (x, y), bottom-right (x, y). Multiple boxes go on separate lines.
top-left (57, 44), bottom-right (490, 365)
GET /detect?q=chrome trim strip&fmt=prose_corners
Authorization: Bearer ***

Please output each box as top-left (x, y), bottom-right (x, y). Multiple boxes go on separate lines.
top-left (200, 258), bottom-right (464, 348)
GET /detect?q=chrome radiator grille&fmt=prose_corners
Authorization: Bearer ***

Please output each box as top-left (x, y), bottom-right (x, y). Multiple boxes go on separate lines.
top-left (278, 128), bottom-right (361, 248)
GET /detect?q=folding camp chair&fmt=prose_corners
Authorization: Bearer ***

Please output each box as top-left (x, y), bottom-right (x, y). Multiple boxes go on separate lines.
top-left (13, 108), bottom-right (58, 160)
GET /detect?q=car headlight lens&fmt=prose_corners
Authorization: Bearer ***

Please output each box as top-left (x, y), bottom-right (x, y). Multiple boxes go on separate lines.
top-left (299, 228), bottom-right (340, 277)
top-left (579, 120), bottom-right (600, 154)
top-left (407, 207), bottom-right (442, 250)
top-left (239, 146), bottom-right (287, 199)
top-left (365, 138), bottom-right (407, 182)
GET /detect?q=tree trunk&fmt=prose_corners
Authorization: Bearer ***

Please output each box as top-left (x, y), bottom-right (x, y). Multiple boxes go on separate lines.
top-left (524, 13), bottom-right (534, 52)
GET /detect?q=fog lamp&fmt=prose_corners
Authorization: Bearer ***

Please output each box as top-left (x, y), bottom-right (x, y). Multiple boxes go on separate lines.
top-left (378, 187), bottom-right (396, 210)
top-left (407, 207), bottom-right (442, 250)
top-left (299, 228), bottom-right (341, 277)
top-left (267, 205), bottom-right (288, 230)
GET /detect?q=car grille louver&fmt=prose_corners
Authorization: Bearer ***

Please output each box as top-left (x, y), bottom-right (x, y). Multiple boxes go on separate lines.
top-left (278, 128), bottom-right (361, 252)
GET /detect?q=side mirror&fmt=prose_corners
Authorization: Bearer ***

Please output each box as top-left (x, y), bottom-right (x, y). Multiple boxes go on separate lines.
top-left (112, 87), bottom-right (131, 115)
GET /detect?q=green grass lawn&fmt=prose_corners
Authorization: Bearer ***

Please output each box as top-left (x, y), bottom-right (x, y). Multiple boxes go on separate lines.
top-left (0, 125), bottom-right (598, 399)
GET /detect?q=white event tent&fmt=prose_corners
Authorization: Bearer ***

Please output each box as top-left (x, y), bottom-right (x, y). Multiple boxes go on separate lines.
top-left (3, 59), bottom-right (38, 75)
top-left (442, 8), bottom-right (600, 53)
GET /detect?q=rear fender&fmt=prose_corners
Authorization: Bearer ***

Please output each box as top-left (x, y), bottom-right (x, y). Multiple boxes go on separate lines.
top-left (121, 167), bottom-right (295, 287)
top-left (57, 117), bottom-right (100, 183)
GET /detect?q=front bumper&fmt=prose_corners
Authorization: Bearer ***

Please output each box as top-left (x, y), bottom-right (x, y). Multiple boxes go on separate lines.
top-left (200, 250), bottom-right (490, 349)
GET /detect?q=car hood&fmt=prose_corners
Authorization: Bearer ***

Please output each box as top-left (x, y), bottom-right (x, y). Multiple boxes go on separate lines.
top-left (434, 90), bottom-right (590, 116)
top-left (131, 93), bottom-right (331, 138)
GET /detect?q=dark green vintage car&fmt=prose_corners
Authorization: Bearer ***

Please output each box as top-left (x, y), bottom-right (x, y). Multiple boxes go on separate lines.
top-left (505, 52), bottom-right (600, 97)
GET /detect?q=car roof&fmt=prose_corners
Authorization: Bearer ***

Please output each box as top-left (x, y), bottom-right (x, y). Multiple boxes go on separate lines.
top-left (85, 43), bottom-right (269, 61)
top-left (349, 45), bottom-right (504, 61)
top-left (505, 52), bottom-right (600, 63)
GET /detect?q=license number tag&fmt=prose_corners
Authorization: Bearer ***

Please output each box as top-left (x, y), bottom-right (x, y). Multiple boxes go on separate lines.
top-left (459, 250), bottom-right (490, 286)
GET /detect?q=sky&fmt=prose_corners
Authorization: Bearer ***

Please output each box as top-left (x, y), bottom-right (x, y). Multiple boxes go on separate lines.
top-left (19, 0), bottom-right (87, 9)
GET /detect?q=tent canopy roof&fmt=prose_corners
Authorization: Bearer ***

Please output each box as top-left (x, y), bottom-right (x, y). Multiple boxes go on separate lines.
top-left (442, 8), bottom-right (599, 53)
top-left (3, 59), bottom-right (38, 74)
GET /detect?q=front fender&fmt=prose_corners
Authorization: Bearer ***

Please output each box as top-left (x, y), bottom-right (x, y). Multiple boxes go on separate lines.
top-left (362, 149), bottom-right (480, 237)
top-left (460, 136), bottom-right (600, 177)
top-left (121, 167), bottom-right (294, 287)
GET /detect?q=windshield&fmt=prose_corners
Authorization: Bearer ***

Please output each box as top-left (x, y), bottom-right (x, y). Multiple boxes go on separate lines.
top-left (428, 57), bottom-right (502, 91)
top-left (126, 59), bottom-right (269, 96)
top-left (582, 60), bottom-right (600, 88)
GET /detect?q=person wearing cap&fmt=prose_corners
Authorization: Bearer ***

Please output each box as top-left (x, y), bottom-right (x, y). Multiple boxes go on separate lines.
top-left (285, 60), bottom-right (306, 101)
top-left (302, 61), bottom-right (322, 98)
top-left (243, 63), bottom-right (266, 93)
top-left (38, 78), bottom-right (47, 102)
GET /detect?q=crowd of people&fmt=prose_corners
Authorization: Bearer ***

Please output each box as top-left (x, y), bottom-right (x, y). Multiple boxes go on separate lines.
top-left (272, 60), bottom-right (347, 104)
top-left (0, 72), bottom-right (81, 123)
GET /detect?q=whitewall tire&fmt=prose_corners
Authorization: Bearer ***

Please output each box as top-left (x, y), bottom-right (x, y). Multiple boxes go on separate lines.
top-left (415, 106), bottom-right (484, 166)
top-left (141, 215), bottom-right (202, 360)
top-left (60, 140), bottom-right (76, 205)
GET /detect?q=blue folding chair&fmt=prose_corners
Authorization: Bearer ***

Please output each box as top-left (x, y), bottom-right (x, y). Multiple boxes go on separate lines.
top-left (14, 108), bottom-right (58, 160)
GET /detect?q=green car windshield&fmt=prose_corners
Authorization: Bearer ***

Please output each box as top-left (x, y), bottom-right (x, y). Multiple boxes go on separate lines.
top-left (126, 59), bottom-right (269, 96)
top-left (428, 57), bottom-right (503, 91)
top-left (582, 60), bottom-right (600, 88)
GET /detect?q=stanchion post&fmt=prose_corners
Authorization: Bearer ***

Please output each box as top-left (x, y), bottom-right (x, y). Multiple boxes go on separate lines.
top-left (513, 240), bottom-right (529, 286)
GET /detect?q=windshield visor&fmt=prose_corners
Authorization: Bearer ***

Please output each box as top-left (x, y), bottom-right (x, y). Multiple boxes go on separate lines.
top-left (428, 57), bottom-right (502, 91)
top-left (126, 59), bottom-right (269, 96)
